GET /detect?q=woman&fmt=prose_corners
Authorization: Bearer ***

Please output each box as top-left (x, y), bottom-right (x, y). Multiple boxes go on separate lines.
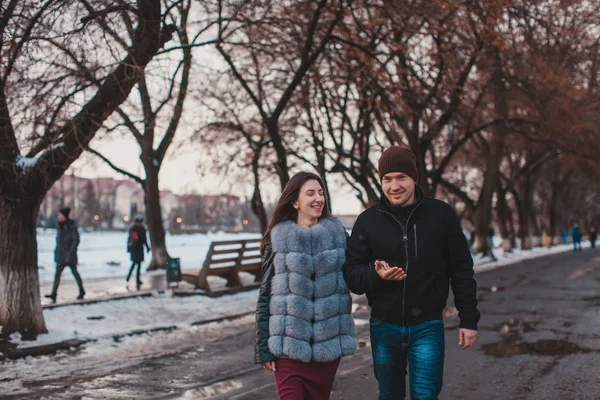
top-left (126, 215), bottom-right (150, 290)
top-left (255, 172), bottom-right (356, 400)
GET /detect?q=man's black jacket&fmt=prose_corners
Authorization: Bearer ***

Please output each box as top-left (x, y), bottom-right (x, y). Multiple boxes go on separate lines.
top-left (342, 193), bottom-right (480, 330)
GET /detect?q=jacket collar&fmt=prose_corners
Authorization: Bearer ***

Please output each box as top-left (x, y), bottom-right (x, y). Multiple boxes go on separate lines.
top-left (377, 185), bottom-right (424, 215)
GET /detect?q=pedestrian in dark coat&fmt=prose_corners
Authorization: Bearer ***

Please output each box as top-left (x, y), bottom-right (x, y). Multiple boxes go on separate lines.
top-left (45, 208), bottom-right (85, 303)
top-left (126, 216), bottom-right (150, 289)
top-left (343, 146), bottom-right (480, 400)
top-left (590, 227), bottom-right (597, 249)
top-left (572, 224), bottom-right (583, 251)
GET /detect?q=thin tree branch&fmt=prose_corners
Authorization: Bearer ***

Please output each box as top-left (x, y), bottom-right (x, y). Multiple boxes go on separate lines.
top-left (87, 147), bottom-right (145, 185)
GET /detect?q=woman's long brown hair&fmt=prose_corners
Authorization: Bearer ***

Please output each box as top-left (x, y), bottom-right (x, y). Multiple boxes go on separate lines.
top-left (260, 172), bottom-right (331, 254)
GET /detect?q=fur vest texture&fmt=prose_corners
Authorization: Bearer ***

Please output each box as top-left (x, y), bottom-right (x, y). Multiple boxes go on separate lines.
top-left (268, 217), bottom-right (356, 363)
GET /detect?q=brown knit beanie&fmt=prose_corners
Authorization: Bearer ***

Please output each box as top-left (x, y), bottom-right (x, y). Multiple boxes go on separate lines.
top-left (378, 146), bottom-right (419, 182)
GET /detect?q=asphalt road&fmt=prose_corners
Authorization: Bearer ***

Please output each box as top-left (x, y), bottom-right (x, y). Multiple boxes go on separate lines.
top-left (3, 248), bottom-right (600, 400)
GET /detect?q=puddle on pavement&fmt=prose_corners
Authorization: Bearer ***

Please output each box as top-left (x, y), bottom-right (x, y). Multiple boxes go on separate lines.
top-left (483, 316), bottom-right (597, 358)
top-left (582, 295), bottom-right (600, 301)
top-left (482, 338), bottom-right (594, 358)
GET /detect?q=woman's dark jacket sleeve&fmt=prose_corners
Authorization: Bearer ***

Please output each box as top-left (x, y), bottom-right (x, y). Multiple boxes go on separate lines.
top-left (254, 241), bottom-right (276, 364)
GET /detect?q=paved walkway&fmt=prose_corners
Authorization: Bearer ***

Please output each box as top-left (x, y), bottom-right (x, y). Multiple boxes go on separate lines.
top-left (6, 249), bottom-right (600, 399)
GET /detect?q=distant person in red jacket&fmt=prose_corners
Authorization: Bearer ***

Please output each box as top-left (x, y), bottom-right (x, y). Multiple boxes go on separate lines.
top-left (126, 216), bottom-right (150, 290)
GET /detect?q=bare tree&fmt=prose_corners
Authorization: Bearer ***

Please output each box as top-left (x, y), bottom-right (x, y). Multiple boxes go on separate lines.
top-left (87, 0), bottom-right (209, 269)
top-left (0, 0), bottom-right (175, 338)
top-left (209, 0), bottom-right (344, 189)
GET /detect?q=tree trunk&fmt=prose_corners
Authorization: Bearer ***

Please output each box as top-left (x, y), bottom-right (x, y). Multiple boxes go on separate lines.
top-left (359, 174), bottom-right (380, 208)
top-left (548, 160), bottom-right (560, 245)
top-left (0, 199), bottom-right (47, 339)
top-left (474, 49), bottom-right (507, 254)
top-left (144, 164), bottom-right (168, 270)
top-left (251, 148), bottom-right (268, 233)
top-left (416, 147), bottom-right (433, 197)
top-left (518, 170), bottom-right (534, 250)
top-left (497, 186), bottom-right (510, 238)
top-left (497, 186), bottom-right (513, 253)
top-left (267, 120), bottom-right (290, 189)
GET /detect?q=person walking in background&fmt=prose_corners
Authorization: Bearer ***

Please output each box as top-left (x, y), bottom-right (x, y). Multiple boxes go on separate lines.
top-left (590, 227), bottom-right (597, 249)
top-left (572, 223), bottom-right (583, 251)
top-left (255, 172), bottom-right (356, 400)
top-left (126, 216), bottom-right (150, 290)
top-left (45, 207), bottom-right (85, 303)
top-left (343, 146), bottom-right (479, 400)
top-left (541, 230), bottom-right (550, 248)
top-left (561, 229), bottom-right (569, 245)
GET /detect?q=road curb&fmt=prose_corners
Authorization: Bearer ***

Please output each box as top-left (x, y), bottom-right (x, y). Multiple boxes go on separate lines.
top-left (0, 339), bottom-right (88, 361)
top-left (42, 290), bottom-right (156, 310)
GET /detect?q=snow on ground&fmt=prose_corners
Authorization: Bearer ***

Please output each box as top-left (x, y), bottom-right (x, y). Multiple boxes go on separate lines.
top-left (10, 290), bottom-right (259, 348)
top-left (37, 229), bottom-right (261, 284)
top-left (0, 315), bottom-right (257, 396)
top-left (472, 240), bottom-right (591, 272)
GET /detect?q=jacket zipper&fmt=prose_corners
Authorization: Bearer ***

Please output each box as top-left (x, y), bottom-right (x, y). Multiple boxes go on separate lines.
top-left (413, 224), bottom-right (418, 258)
top-left (379, 203), bottom-right (421, 326)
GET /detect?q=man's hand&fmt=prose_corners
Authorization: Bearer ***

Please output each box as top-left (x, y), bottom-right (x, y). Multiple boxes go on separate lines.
top-left (374, 260), bottom-right (407, 281)
top-left (263, 361), bottom-right (276, 372)
top-left (458, 328), bottom-right (477, 349)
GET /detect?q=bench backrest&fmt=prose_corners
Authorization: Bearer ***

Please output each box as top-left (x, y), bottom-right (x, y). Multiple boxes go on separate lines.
top-left (203, 238), bottom-right (262, 273)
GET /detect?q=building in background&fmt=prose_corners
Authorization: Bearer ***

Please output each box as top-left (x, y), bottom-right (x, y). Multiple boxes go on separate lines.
top-left (39, 175), bottom-right (257, 231)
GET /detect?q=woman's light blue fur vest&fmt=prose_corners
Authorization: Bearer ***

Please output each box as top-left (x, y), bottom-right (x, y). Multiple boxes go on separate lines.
top-left (268, 217), bottom-right (356, 363)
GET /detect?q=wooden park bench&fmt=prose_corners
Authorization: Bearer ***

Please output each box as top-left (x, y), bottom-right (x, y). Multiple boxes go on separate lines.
top-left (180, 238), bottom-right (262, 293)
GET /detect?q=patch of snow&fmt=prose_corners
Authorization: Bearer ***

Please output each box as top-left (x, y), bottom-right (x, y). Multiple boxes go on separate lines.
top-left (37, 230), bottom-right (261, 284)
top-left (474, 240), bottom-right (591, 273)
top-left (10, 290), bottom-right (258, 348)
top-left (15, 154), bottom-right (38, 169)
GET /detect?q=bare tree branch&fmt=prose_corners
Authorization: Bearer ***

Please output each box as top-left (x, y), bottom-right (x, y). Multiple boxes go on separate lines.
top-left (87, 147), bottom-right (145, 185)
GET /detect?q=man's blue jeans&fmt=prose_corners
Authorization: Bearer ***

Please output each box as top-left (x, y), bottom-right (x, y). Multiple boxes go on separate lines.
top-left (370, 318), bottom-right (445, 400)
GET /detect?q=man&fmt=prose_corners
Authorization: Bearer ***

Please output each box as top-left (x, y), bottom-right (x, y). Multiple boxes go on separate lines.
top-left (343, 146), bottom-right (480, 400)
top-left (572, 223), bottom-right (583, 251)
top-left (45, 207), bottom-right (85, 303)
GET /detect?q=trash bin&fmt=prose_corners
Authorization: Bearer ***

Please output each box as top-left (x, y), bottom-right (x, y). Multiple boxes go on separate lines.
top-left (166, 256), bottom-right (182, 284)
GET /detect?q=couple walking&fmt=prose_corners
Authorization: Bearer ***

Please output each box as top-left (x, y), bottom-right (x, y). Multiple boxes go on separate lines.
top-left (255, 146), bottom-right (480, 400)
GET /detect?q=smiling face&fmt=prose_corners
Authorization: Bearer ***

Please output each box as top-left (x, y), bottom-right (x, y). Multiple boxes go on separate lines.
top-left (382, 172), bottom-right (416, 206)
top-left (294, 179), bottom-right (325, 224)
